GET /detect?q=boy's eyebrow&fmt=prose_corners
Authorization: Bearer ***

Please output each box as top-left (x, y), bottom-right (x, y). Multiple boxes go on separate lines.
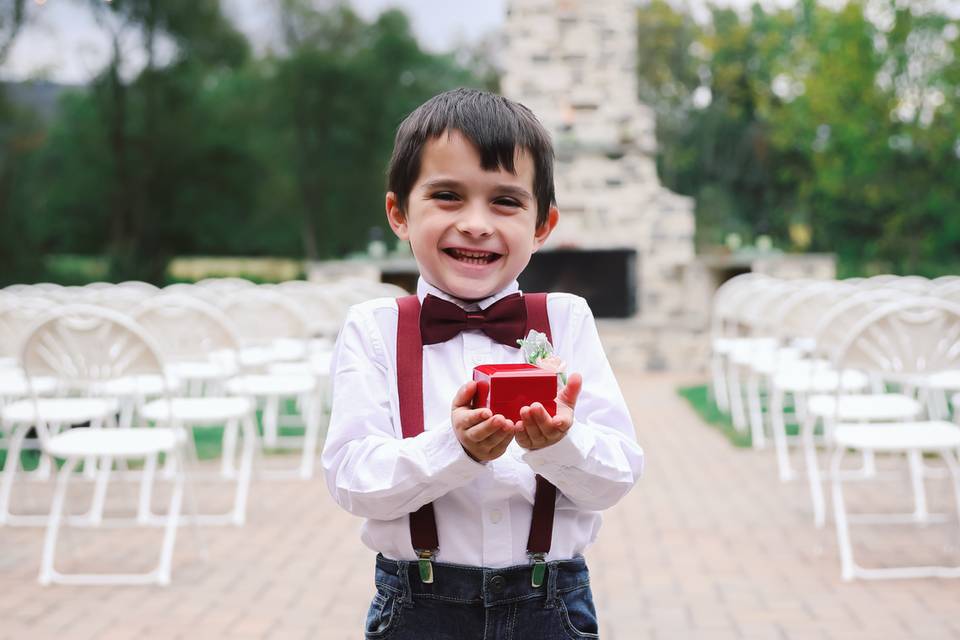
top-left (420, 178), bottom-right (533, 200)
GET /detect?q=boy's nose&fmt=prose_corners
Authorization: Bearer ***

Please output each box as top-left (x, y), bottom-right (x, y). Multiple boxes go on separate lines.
top-left (456, 203), bottom-right (494, 237)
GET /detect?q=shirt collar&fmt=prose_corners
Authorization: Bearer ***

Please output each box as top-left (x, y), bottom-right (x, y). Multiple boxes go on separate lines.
top-left (416, 276), bottom-right (521, 311)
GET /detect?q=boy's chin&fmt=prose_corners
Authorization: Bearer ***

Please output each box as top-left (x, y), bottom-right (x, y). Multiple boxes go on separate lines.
top-left (437, 277), bottom-right (507, 302)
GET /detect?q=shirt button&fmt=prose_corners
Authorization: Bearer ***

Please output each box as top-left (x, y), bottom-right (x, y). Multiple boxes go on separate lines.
top-left (489, 575), bottom-right (505, 592)
top-left (489, 509), bottom-right (502, 524)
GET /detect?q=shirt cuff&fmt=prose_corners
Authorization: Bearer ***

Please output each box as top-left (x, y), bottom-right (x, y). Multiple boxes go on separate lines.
top-left (422, 423), bottom-right (488, 481)
top-left (520, 421), bottom-right (592, 470)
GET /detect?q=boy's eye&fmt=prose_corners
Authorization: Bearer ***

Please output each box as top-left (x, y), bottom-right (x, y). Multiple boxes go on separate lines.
top-left (493, 197), bottom-right (523, 208)
top-left (431, 191), bottom-right (460, 202)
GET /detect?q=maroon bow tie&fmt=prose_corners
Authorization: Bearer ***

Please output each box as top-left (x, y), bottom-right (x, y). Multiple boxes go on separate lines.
top-left (419, 293), bottom-right (526, 347)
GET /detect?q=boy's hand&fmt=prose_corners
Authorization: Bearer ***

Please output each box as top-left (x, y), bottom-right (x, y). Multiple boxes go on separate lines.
top-left (451, 381), bottom-right (517, 463)
top-left (515, 373), bottom-right (583, 451)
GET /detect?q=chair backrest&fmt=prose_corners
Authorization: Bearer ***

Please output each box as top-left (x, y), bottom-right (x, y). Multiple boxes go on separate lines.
top-left (934, 280), bottom-right (960, 306)
top-left (133, 295), bottom-right (241, 362)
top-left (811, 288), bottom-right (905, 360)
top-left (773, 280), bottom-right (856, 345)
top-left (219, 288), bottom-right (310, 345)
top-left (21, 305), bottom-right (166, 388)
top-left (735, 279), bottom-right (800, 337)
top-left (710, 273), bottom-right (772, 339)
top-left (276, 281), bottom-right (346, 338)
top-left (834, 298), bottom-right (960, 376)
top-left (0, 296), bottom-right (56, 361)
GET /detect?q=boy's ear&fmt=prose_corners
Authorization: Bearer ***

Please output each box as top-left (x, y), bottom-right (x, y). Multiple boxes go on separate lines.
top-left (532, 204), bottom-right (560, 252)
top-left (385, 192), bottom-right (409, 240)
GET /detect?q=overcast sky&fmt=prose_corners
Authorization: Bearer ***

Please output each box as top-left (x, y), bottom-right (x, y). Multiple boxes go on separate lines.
top-left (4, 0), bottom-right (954, 84)
top-left (2, 0), bottom-right (508, 83)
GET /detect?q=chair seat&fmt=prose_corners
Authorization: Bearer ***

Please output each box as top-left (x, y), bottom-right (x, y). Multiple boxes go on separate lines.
top-left (97, 375), bottom-right (182, 397)
top-left (166, 361), bottom-right (235, 381)
top-left (773, 369), bottom-right (869, 393)
top-left (807, 393), bottom-right (922, 421)
top-left (1, 397), bottom-right (120, 424)
top-left (239, 340), bottom-right (307, 368)
top-left (141, 397), bottom-right (253, 423)
top-left (833, 421), bottom-right (960, 452)
top-left (45, 427), bottom-right (182, 458)
top-left (226, 374), bottom-right (316, 396)
top-left (0, 374), bottom-right (57, 397)
top-left (712, 337), bottom-right (775, 355)
top-left (924, 370), bottom-right (960, 391)
top-left (268, 356), bottom-right (332, 378)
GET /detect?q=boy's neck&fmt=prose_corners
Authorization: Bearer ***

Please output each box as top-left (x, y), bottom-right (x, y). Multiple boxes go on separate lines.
top-left (416, 277), bottom-right (520, 311)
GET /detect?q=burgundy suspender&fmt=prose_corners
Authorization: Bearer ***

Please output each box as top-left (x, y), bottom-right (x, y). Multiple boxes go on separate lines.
top-left (396, 295), bottom-right (440, 554)
top-left (396, 292), bottom-right (558, 582)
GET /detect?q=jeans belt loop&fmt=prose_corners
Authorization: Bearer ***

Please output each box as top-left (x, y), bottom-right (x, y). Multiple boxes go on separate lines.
top-left (545, 560), bottom-right (559, 609)
top-left (398, 560), bottom-right (415, 608)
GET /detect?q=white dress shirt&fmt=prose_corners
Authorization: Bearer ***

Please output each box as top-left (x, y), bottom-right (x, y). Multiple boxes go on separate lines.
top-left (321, 277), bottom-right (644, 567)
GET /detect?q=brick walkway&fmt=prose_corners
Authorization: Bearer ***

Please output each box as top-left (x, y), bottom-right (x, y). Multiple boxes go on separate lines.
top-left (2, 371), bottom-right (960, 639)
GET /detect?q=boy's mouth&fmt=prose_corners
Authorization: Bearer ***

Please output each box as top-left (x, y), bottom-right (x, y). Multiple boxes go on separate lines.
top-left (442, 248), bottom-right (502, 265)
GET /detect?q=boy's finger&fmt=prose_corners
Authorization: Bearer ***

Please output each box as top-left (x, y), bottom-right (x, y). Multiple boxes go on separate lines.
top-left (529, 403), bottom-right (554, 429)
top-left (466, 414), bottom-right (509, 442)
top-left (451, 381), bottom-right (478, 410)
top-left (482, 426), bottom-right (515, 449)
top-left (522, 414), bottom-right (547, 444)
top-left (456, 407), bottom-right (491, 429)
top-left (557, 373), bottom-right (582, 410)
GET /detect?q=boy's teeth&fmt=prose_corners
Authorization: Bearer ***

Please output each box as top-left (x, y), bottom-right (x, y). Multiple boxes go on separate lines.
top-left (448, 248), bottom-right (498, 263)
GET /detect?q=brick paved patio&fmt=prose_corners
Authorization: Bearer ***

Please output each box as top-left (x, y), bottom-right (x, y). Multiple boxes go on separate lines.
top-left (2, 370), bottom-right (959, 639)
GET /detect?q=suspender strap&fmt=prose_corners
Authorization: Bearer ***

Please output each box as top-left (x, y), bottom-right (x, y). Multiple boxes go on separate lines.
top-left (522, 293), bottom-right (557, 556)
top-left (396, 295), bottom-right (439, 554)
top-left (395, 292), bottom-right (558, 572)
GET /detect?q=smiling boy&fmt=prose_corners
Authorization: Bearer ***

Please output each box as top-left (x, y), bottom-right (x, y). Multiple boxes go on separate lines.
top-left (321, 88), bottom-right (644, 639)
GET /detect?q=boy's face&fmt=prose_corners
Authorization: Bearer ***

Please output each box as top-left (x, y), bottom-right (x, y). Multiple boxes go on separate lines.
top-left (386, 130), bottom-right (558, 301)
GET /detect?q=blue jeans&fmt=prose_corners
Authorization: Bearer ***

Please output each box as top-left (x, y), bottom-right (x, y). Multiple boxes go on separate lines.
top-left (364, 554), bottom-right (599, 639)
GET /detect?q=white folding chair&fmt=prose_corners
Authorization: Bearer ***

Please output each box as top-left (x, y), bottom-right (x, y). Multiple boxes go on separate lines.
top-left (799, 292), bottom-right (926, 523)
top-left (15, 305), bottom-right (188, 585)
top-left (825, 298), bottom-right (960, 580)
top-left (708, 273), bottom-right (772, 416)
top-left (218, 288), bottom-right (322, 478)
top-left (135, 296), bottom-right (257, 524)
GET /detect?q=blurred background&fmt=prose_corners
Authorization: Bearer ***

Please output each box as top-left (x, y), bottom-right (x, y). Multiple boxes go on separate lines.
top-left (2, 0), bottom-right (957, 288)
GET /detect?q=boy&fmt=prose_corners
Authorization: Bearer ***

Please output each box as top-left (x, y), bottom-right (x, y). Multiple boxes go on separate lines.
top-left (321, 88), bottom-right (644, 639)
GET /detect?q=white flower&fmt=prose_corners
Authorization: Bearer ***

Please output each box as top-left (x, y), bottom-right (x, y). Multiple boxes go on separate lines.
top-left (517, 330), bottom-right (567, 385)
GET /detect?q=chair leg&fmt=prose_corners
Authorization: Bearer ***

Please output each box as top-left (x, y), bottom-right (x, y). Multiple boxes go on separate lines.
top-left (263, 394), bottom-right (279, 448)
top-left (299, 393), bottom-right (320, 479)
top-left (156, 453), bottom-right (184, 586)
top-left (728, 364), bottom-right (747, 432)
top-left (770, 387), bottom-right (794, 482)
top-left (0, 423), bottom-right (28, 524)
top-left (830, 447), bottom-right (856, 581)
top-left (906, 450), bottom-right (930, 522)
top-left (220, 418), bottom-right (238, 479)
top-left (85, 455), bottom-right (113, 525)
top-left (802, 413), bottom-right (826, 528)
top-left (941, 449), bottom-right (960, 547)
top-left (747, 373), bottom-right (765, 449)
top-left (137, 453), bottom-right (158, 524)
top-left (711, 353), bottom-right (729, 413)
top-left (231, 415), bottom-right (257, 526)
top-left (39, 457), bottom-right (80, 586)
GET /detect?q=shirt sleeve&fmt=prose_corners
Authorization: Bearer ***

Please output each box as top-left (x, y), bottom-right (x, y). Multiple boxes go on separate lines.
top-left (320, 304), bottom-right (486, 521)
top-left (519, 296), bottom-right (644, 511)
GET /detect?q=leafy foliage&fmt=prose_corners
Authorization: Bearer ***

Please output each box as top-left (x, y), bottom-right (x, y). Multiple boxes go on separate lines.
top-left (637, 0), bottom-right (960, 276)
top-left (0, 1), bottom-right (487, 285)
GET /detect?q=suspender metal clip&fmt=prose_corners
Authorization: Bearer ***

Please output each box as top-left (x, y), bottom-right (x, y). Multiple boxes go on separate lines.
top-left (416, 549), bottom-right (436, 584)
top-left (529, 552), bottom-right (546, 588)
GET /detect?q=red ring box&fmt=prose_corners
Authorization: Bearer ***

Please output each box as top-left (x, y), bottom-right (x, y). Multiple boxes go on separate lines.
top-left (472, 364), bottom-right (558, 424)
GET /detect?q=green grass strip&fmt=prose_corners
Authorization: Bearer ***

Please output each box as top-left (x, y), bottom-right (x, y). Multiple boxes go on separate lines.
top-left (677, 384), bottom-right (753, 448)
